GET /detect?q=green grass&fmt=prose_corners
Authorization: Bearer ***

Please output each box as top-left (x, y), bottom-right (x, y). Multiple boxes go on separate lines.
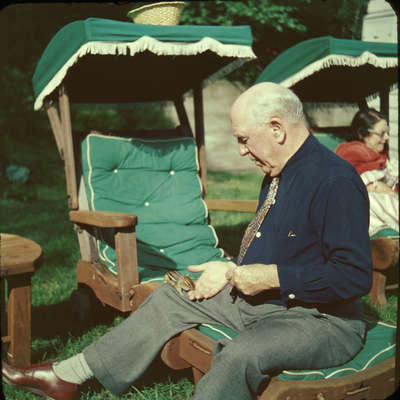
top-left (1, 135), bottom-right (397, 399)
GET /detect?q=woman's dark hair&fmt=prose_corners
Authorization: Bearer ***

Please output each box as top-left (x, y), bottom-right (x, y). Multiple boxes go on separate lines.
top-left (348, 108), bottom-right (388, 142)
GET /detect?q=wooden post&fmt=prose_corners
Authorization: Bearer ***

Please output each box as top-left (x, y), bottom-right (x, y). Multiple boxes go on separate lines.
top-left (115, 227), bottom-right (139, 309)
top-left (358, 98), bottom-right (368, 111)
top-left (0, 278), bottom-right (8, 357)
top-left (192, 367), bottom-right (204, 386)
top-left (59, 85), bottom-right (78, 209)
top-left (45, 101), bottom-right (64, 159)
top-left (7, 274), bottom-right (31, 367)
top-left (193, 83), bottom-right (208, 195)
top-left (379, 87), bottom-right (390, 116)
top-left (174, 95), bottom-right (193, 136)
top-left (397, 284), bottom-right (400, 392)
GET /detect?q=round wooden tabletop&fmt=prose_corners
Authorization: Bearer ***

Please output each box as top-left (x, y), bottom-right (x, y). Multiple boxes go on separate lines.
top-left (0, 234), bottom-right (42, 277)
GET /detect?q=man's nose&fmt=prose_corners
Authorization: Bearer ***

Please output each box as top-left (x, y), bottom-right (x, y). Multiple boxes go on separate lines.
top-left (238, 143), bottom-right (249, 156)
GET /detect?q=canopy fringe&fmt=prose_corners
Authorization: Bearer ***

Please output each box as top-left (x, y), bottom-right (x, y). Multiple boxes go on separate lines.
top-left (281, 51), bottom-right (398, 89)
top-left (34, 37), bottom-right (256, 110)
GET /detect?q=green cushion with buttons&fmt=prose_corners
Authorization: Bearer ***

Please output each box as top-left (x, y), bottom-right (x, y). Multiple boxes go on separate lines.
top-left (81, 132), bottom-right (228, 279)
top-left (198, 320), bottom-right (395, 380)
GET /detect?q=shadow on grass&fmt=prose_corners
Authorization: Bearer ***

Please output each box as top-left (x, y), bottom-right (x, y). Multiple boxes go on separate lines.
top-left (31, 299), bottom-right (118, 339)
top-left (81, 356), bottom-right (194, 398)
top-left (30, 298), bottom-right (194, 398)
top-left (30, 295), bottom-right (123, 364)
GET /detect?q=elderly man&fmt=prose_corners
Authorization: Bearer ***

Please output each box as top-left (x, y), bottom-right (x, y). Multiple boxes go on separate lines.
top-left (2, 82), bottom-right (372, 400)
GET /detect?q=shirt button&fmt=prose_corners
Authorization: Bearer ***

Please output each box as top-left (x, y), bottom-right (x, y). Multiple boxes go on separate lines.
top-left (170, 170), bottom-right (175, 175)
top-left (255, 232), bottom-right (262, 238)
top-left (288, 293), bottom-right (296, 299)
top-left (144, 201), bottom-right (150, 207)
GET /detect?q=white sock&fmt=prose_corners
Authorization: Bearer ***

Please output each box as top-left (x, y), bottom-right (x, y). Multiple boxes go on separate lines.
top-left (53, 353), bottom-right (94, 384)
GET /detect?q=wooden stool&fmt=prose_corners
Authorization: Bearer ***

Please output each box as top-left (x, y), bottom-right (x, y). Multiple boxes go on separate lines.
top-left (1, 234), bottom-right (42, 367)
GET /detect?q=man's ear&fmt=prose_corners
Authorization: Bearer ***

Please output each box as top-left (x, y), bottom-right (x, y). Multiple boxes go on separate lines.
top-left (270, 118), bottom-right (286, 144)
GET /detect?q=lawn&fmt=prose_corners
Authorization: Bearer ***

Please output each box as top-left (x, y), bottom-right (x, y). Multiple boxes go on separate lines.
top-left (1, 132), bottom-right (397, 399)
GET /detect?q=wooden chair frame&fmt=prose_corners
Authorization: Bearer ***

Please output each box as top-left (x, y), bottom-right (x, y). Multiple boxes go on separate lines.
top-left (160, 328), bottom-right (396, 399)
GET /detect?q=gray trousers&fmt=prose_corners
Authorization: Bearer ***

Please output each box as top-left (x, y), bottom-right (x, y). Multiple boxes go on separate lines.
top-left (83, 284), bottom-right (366, 400)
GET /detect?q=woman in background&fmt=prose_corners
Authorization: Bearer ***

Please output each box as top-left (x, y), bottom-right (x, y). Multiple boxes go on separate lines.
top-left (336, 108), bottom-right (398, 236)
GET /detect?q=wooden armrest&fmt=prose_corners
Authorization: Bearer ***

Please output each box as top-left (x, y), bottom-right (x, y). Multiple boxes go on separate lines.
top-left (205, 199), bottom-right (257, 213)
top-left (69, 210), bottom-right (137, 228)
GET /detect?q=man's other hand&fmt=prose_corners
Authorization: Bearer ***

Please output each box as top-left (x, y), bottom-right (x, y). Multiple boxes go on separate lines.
top-left (226, 264), bottom-right (280, 296)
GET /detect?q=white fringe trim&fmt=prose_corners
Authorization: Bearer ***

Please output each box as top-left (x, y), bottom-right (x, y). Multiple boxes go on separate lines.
top-left (280, 51), bottom-right (398, 89)
top-left (34, 36), bottom-right (256, 110)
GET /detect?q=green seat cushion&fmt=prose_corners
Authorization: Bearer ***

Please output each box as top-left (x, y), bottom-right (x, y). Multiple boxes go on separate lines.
top-left (198, 320), bottom-right (395, 380)
top-left (371, 228), bottom-right (399, 239)
top-left (81, 132), bottom-right (228, 278)
top-left (313, 132), bottom-right (344, 152)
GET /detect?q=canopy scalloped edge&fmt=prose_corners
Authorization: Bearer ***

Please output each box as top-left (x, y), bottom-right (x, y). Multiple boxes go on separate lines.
top-left (34, 36), bottom-right (256, 110)
top-left (280, 51), bottom-right (398, 89)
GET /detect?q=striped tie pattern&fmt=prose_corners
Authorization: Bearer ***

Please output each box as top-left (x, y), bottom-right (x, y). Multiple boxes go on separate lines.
top-left (236, 177), bottom-right (280, 265)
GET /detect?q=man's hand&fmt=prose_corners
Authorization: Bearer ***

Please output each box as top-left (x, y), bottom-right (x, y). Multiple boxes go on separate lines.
top-left (226, 264), bottom-right (280, 296)
top-left (187, 261), bottom-right (236, 300)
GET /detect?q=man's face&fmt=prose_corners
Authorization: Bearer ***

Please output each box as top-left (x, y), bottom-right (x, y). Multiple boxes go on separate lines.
top-left (231, 114), bottom-right (282, 177)
top-left (362, 119), bottom-right (389, 154)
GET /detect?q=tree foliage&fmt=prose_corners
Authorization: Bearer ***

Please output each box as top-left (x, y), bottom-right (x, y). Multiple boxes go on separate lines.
top-left (179, 0), bottom-right (369, 84)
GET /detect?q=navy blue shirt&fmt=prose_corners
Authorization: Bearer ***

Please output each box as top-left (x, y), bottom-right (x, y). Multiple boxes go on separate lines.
top-left (240, 134), bottom-right (372, 312)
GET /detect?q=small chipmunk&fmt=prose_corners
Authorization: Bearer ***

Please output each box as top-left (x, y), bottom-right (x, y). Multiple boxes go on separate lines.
top-left (164, 270), bottom-right (195, 295)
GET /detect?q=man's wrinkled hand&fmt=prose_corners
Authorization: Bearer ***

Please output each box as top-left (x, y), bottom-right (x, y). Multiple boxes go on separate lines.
top-left (187, 261), bottom-right (236, 300)
top-left (226, 264), bottom-right (280, 296)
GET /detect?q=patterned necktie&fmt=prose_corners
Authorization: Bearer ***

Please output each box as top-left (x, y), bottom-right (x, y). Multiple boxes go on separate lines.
top-left (236, 177), bottom-right (280, 265)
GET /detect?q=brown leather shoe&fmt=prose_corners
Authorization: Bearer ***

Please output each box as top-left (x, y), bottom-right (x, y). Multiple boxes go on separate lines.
top-left (2, 361), bottom-right (79, 400)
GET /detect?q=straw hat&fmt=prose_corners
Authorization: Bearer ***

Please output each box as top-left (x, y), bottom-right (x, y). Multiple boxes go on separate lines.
top-left (127, 2), bottom-right (186, 26)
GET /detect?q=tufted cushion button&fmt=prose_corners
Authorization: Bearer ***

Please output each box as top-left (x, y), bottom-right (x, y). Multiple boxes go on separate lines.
top-left (144, 201), bottom-right (150, 207)
top-left (113, 169), bottom-right (118, 174)
top-left (160, 249), bottom-right (165, 253)
top-left (169, 170), bottom-right (175, 175)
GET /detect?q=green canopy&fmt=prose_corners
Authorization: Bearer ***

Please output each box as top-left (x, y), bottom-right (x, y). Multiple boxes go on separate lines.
top-left (33, 18), bottom-right (256, 110)
top-left (255, 36), bottom-right (397, 102)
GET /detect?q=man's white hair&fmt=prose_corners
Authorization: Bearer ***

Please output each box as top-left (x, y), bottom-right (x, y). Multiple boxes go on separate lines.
top-left (247, 84), bottom-right (304, 126)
